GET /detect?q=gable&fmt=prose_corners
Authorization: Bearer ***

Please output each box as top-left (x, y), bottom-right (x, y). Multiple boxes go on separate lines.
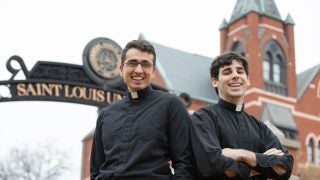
top-left (297, 64), bottom-right (320, 100)
top-left (261, 102), bottom-right (298, 131)
top-left (151, 41), bottom-right (218, 104)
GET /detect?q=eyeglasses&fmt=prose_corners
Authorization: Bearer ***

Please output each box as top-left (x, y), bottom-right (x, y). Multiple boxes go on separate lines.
top-left (124, 60), bottom-right (154, 69)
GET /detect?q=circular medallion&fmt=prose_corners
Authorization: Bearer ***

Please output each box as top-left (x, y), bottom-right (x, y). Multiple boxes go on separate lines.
top-left (83, 37), bottom-right (122, 85)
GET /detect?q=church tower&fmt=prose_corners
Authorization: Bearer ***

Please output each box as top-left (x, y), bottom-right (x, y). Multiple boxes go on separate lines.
top-left (220, 0), bottom-right (297, 98)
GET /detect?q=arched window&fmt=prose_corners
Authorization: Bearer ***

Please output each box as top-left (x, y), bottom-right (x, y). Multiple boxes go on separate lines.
top-left (273, 55), bottom-right (281, 83)
top-left (263, 52), bottom-right (272, 81)
top-left (263, 41), bottom-right (287, 95)
top-left (307, 138), bottom-right (315, 163)
top-left (231, 41), bottom-right (245, 57)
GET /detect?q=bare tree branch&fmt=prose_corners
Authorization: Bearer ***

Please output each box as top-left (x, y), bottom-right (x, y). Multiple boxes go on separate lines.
top-left (0, 141), bottom-right (71, 180)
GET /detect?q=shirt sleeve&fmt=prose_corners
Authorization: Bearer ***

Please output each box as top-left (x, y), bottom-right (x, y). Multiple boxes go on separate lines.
top-left (90, 111), bottom-right (106, 180)
top-left (253, 120), bottom-right (294, 179)
top-left (190, 109), bottom-right (251, 179)
top-left (168, 97), bottom-right (195, 180)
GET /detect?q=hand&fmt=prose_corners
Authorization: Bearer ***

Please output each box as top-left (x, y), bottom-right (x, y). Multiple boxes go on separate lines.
top-left (222, 148), bottom-right (242, 161)
top-left (272, 164), bottom-right (286, 175)
top-left (263, 148), bottom-right (284, 156)
top-left (222, 148), bottom-right (256, 167)
top-left (222, 149), bottom-right (242, 178)
top-left (249, 169), bottom-right (260, 177)
top-left (264, 148), bottom-right (287, 175)
top-left (224, 170), bottom-right (238, 178)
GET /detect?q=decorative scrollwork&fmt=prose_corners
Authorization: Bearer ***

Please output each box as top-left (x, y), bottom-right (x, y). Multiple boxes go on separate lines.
top-left (6, 55), bottom-right (29, 81)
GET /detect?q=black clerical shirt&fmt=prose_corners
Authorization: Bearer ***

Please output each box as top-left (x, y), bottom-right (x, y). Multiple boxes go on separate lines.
top-left (90, 86), bottom-right (194, 180)
top-left (190, 98), bottom-right (293, 180)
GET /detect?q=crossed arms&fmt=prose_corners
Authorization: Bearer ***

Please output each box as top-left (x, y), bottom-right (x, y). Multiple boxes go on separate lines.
top-left (222, 148), bottom-right (288, 178)
top-left (190, 109), bottom-right (294, 179)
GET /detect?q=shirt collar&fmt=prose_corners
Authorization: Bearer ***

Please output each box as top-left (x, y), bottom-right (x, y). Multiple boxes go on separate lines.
top-left (127, 86), bottom-right (153, 100)
top-left (217, 98), bottom-right (244, 112)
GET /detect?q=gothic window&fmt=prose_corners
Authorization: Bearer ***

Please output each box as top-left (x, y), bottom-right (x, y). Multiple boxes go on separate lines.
top-left (231, 41), bottom-right (245, 57)
top-left (263, 41), bottom-right (287, 95)
top-left (263, 52), bottom-right (271, 81)
top-left (273, 55), bottom-right (281, 83)
top-left (307, 138), bottom-right (315, 163)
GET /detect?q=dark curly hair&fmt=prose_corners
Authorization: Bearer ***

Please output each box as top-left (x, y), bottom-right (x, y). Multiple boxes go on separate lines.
top-left (210, 52), bottom-right (249, 94)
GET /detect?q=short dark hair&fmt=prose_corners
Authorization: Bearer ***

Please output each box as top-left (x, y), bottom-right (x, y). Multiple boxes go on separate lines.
top-left (121, 40), bottom-right (156, 65)
top-left (210, 52), bottom-right (249, 94)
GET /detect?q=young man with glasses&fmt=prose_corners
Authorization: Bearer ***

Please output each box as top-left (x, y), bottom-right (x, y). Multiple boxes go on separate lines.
top-left (90, 39), bottom-right (194, 180)
top-left (190, 52), bottom-right (293, 179)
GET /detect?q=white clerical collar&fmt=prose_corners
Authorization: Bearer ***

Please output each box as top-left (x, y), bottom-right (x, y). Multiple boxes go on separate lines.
top-left (235, 104), bottom-right (243, 112)
top-left (130, 92), bottom-right (138, 99)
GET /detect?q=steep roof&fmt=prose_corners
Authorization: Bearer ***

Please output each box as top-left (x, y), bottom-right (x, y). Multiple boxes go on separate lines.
top-left (284, 14), bottom-right (295, 25)
top-left (261, 103), bottom-right (298, 131)
top-left (229, 0), bottom-right (282, 24)
top-left (151, 41), bottom-right (218, 104)
top-left (297, 64), bottom-right (320, 100)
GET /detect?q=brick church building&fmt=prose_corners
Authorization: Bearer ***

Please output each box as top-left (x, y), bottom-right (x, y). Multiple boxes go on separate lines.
top-left (81, 0), bottom-right (320, 179)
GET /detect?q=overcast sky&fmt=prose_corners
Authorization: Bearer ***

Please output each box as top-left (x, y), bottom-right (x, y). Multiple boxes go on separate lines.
top-left (0, 0), bottom-right (319, 179)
